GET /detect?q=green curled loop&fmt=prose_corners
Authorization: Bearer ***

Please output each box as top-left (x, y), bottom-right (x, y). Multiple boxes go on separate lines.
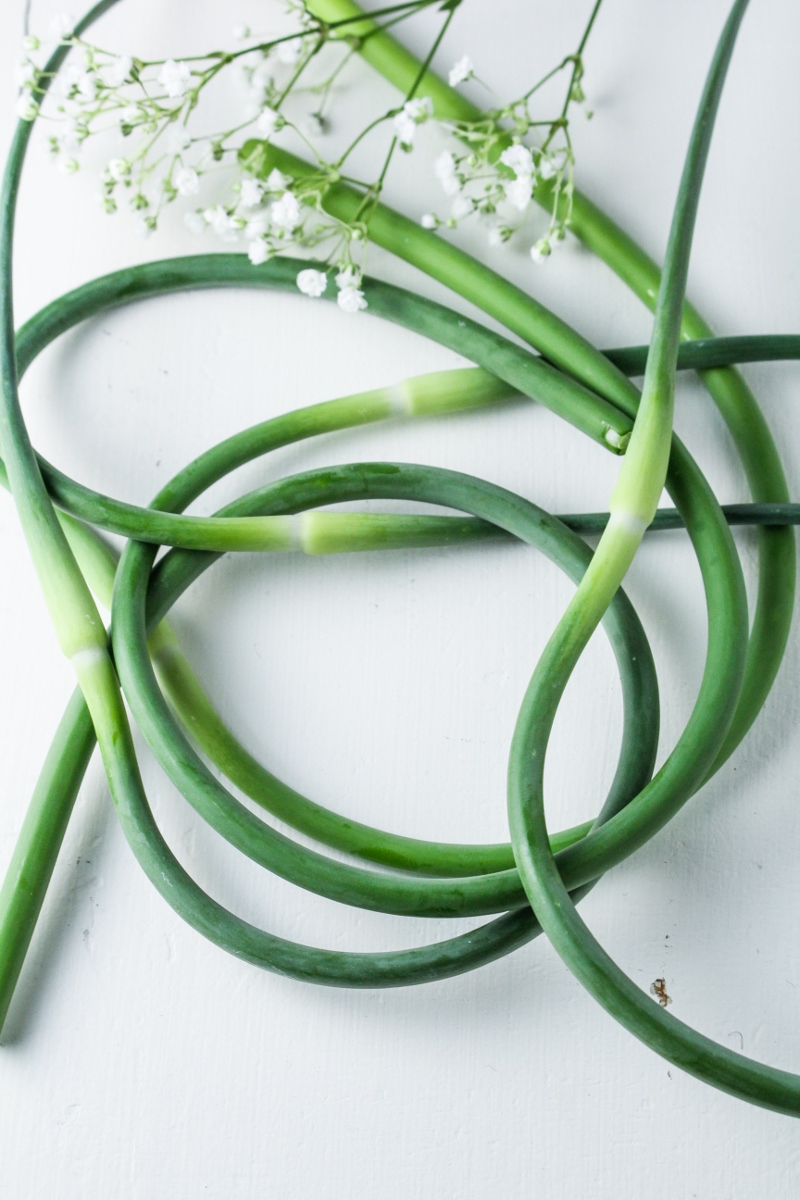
top-left (104, 459), bottom-right (659, 982)
top-left (111, 460), bottom-right (661, 922)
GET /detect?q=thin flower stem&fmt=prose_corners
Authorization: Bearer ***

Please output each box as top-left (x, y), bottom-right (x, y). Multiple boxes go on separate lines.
top-left (364, 3), bottom-right (457, 212)
top-left (522, 57), bottom-right (574, 104)
top-left (557, 0), bottom-right (604, 121)
top-left (577, 0), bottom-right (604, 56)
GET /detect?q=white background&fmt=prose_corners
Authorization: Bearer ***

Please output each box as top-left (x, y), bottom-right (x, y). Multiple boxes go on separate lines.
top-left (2, 0), bottom-right (800, 1195)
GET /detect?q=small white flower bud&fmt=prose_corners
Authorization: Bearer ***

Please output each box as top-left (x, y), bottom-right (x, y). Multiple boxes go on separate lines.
top-left (504, 176), bottom-right (532, 211)
top-left (335, 265), bottom-right (359, 289)
top-left (102, 55), bottom-right (133, 88)
top-left (337, 286), bottom-right (368, 314)
top-left (77, 71), bottom-right (99, 100)
top-left (16, 61), bottom-right (36, 86)
top-left (537, 155), bottom-right (557, 181)
top-left (107, 157), bottom-right (130, 182)
top-left (393, 111), bottom-right (416, 148)
top-left (158, 60), bottom-right (191, 99)
top-left (393, 97), bottom-right (433, 148)
top-left (175, 167), bottom-right (199, 196)
top-left (248, 239), bottom-right (270, 265)
top-left (500, 144), bottom-right (534, 177)
top-left (49, 13), bottom-right (75, 41)
top-left (450, 195), bottom-right (472, 221)
top-left (239, 178), bottom-right (263, 208)
top-left (244, 216), bottom-right (269, 240)
top-left (270, 192), bottom-right (300, 231)
top-left (404, 97), bottom-right (433, 121)
top-left (204, 205), bottom-right (239, 242)
top-left (305, 113), bottom-right (327, 137)
top-left (448, 55), bottom-right (473, 87)
top-left (15, 92), bottom-right (39, 121)
top-left (266, 168), bottom-right (290, 193)
top-left (435, 151), bottom-right (461, 196)
top-left (530, 238), bottom-right (551, 265)
top-left (257, 107), bottom-right (279, 138)
top-left (277, 38), bottom-right (303, 65)
top-left (296, 269), bottom-right (328, 298)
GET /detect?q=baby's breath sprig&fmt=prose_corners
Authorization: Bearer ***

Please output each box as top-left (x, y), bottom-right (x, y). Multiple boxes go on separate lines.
top-left (15, 0), bottom-right (600, 308)
top-left (421, 0), bottom-right (602, 263)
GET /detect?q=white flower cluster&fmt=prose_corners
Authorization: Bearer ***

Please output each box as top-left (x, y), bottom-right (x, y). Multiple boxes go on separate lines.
top-left (20, 31), bottom-right (211, 234)
top-left (448, 55), bottom-right (474, 88)
top-left (18, 20), bottom-right (590, 291)
top-left (181, 165), bottom-right (368, 313)
top-left (423, 140), bottom-right (568, 263)
top-left (28, 17), bottom-right (325, 240)
top-left (182, 166), bottom-right (298, 258)
top-left (392, 96), bottom-right (433, 149)
top-left (296, 265), bottom-right (367, 313)
top-left (417, 59), bottom-right (576, 265)
top-left (19, 14), bottom-right (373, 303)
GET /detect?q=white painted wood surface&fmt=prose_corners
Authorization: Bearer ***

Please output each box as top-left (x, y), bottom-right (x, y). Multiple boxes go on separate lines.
top-left (2, 0), bottom-right (800, 1194)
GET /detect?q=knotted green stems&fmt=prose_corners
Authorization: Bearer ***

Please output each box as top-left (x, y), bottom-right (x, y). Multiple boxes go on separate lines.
top-left (0, 241), bottom-right (754, 1022)
top-left (0, 232), bottom-right (752, 1026)
top-left (4, 262), bottom-right (796, 1032)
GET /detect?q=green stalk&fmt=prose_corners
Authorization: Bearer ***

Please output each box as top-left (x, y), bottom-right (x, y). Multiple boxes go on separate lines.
top-left (0, 9), bottom-right (120, 661)
top-left (595, 0), bottom-right (737, 565)
top-left (303, 0), bottom-right (796, 779)
top-left (605, 333), bottom-right (800, 375)
top-left (242, 141), bottom-right (639, 431)
top-left (0, 391), bottom-right (644, 1033)
top-left (4, 243), bottom-right (764, 1028)
top-left (507, 0), bottom-right (800, 1115)
top-left (85, 460), bottom-right (660, 978)
top-left (17, 254), bottom-right (632, 485)
top-left (542, 187), bottom-right (795, 772)
top-left (0, 689), bottom-right (96, 1031)
top-left (0, 1), bottom-right (135, 1033)
top-left (109, 455), bottom-right (661, 918)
